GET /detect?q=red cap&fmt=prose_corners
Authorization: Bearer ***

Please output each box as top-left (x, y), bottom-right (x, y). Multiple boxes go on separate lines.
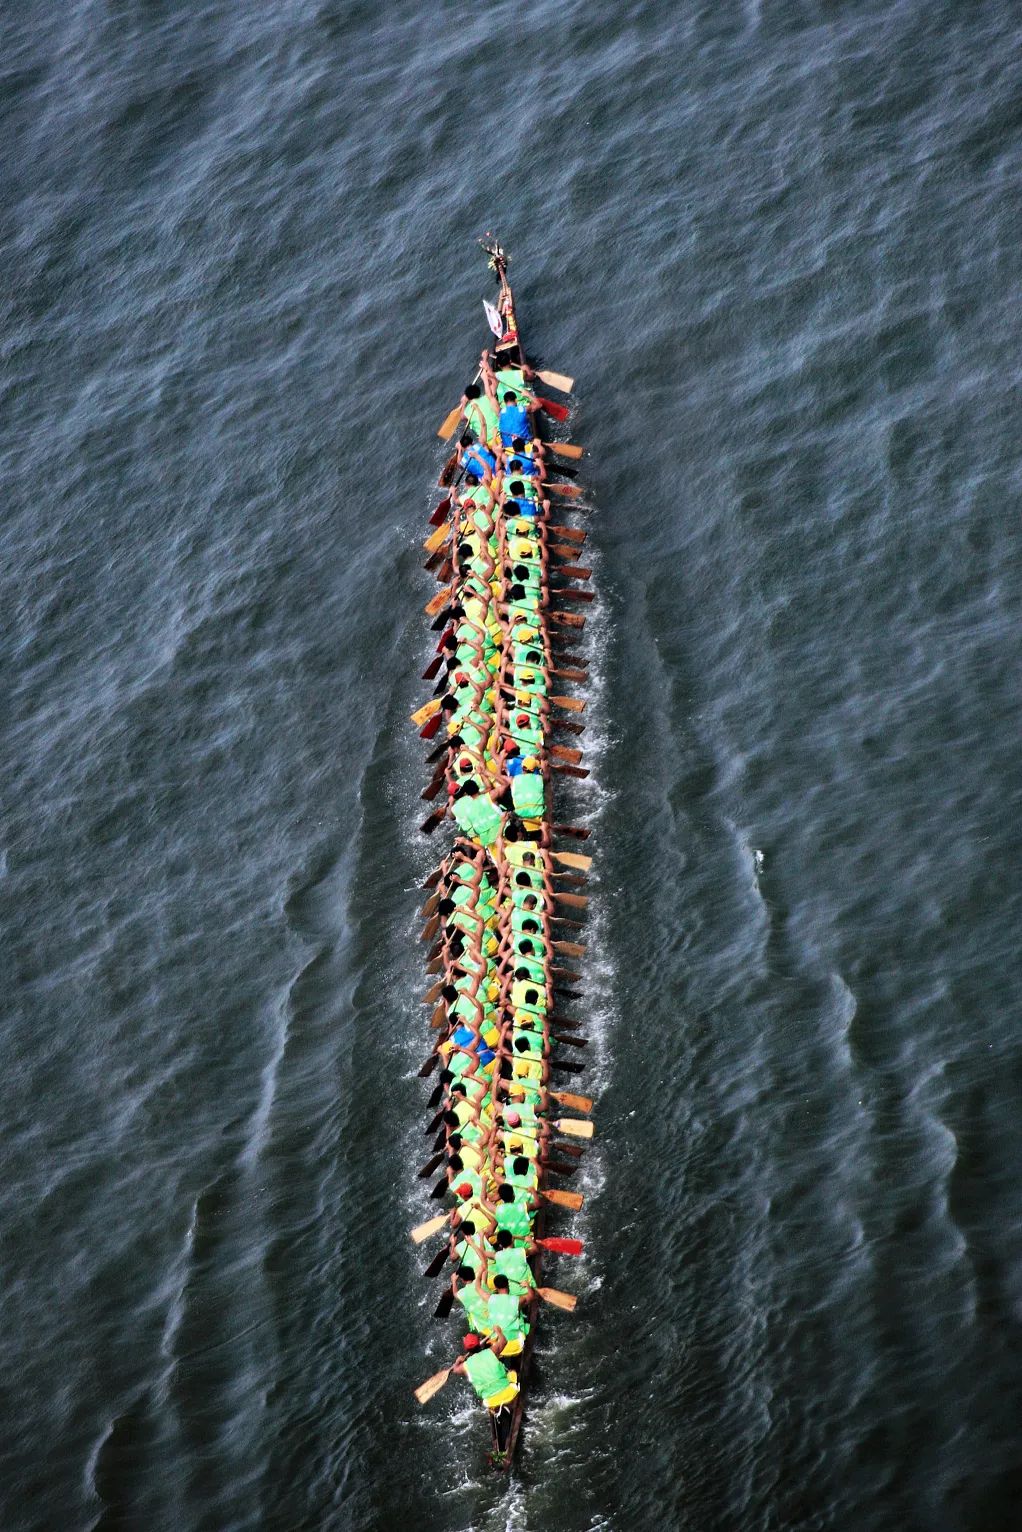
top-left (455, 1181), bottom-right (473, 1199)
top-left (463, 1333), bottom-right (481, 1351)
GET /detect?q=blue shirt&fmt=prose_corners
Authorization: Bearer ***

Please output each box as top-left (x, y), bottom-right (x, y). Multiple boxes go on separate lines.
top-left (506, 756), bottom-right (525, 777)
top-left (463, 445), bottom-right (496, 479)
top-left (506, 497), bottom-right (538, 519)
top-left (499, 403), bottom-right (529, 446)
top-left (508, 456), bottom-right (538, 477)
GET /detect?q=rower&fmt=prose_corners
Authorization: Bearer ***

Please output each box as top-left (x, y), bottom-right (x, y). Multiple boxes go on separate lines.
top-left (463, 383), bottom-right (499, 446)
top-left (452, 1333), bottom-right (519, 1410)
top-left (487, 1274), bottom-right (530, 1355)
top-left (499, 393), bottom-right (530, 448)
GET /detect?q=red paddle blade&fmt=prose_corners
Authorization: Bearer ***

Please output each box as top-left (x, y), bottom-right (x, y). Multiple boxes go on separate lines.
top-left (422, 655), bottom-right (442, 681)
top-left (430, 499), bottom-right (450, 526)
top-left (420, 713), bottom-right (442, 740)
top-left (537, 1236), bottom-right (584, 1256)
top-left (539, 396), bottom-right (570, 422)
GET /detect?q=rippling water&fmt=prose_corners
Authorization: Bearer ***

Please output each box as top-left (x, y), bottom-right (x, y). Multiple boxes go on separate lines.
top-left (5, 2), bottom-right (1022, 1528)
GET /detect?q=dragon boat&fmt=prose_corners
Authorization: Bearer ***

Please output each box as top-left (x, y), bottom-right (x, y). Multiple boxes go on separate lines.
top-left (409, 239), bottom-right (595, 1470)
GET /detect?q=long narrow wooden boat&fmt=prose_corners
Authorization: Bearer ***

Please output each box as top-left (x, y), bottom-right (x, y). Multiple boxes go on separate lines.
top-left (410, 239), bottom-right (594, 1471)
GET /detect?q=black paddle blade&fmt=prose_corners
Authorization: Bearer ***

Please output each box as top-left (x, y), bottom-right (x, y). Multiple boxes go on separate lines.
top-left (425, 739), bottom-right (449, 765)
top-left (430, 609), bottom-right (452, 631)
top-left (555, 989), bottom-right (584, 1002)
top-left (425, 1108), bottom-right (444, 1135)
top-left (553, 1032), bottom-right (588, 1048)
top-left (429, 1176), bottom-right (449, 1200)
top-left (418, 1052), bottom-right (440, 1078)
top-left (554, 824), bottom-right (590, 839)
top-left (423, 1246), bottom-right (449, 1279)
top-left (428, 1081), bottom-right (444, 1110)
top-left (551, 1057), bottom-right (585, 1075)
top-left (432, 1128), bottom-right (447, 1152)
top-left (421, 810), bottom-right (446, 835)
top-left (545, 1160), bottom-right (578, 1177)
top-left (433, 1288), bottom-right (456, 1320)
top-left (418, 1151), bottom-right (444, 1179)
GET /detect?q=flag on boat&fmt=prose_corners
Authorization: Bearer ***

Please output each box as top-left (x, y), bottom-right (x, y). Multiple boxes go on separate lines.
top-left (483, 299), bottom-right (503, 338)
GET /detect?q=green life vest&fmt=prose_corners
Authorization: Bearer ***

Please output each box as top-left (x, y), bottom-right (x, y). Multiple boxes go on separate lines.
top-left (456, 1284), bottom-right (491, 1332)
top-left (488, 1291), bottom-right (528, 1339)
top-left (464, 395), bottom-right (500, 444)
top-left (470, 794), bottom-right (504, 848)
top-left (494, 1195), bottom-right (532, 1241)
top-left (463, 1348), bottom-right (512, 1401)
top-left (511, 773), bottom-right (545, 819)
top-left (494, 1246), bottom-right (535, 1293)
top-left (494, 367), bottom-right (531, 405)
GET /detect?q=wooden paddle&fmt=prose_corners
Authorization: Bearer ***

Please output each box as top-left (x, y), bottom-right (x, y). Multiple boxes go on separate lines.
top-left (411, 1211), bottom-right (450, 1245)
top-left (551, 611), bottom-right (585, 630)
top-left (536, 1286), bottom-right (577, 1311)
top-left (551, 523), bottom-right (586, 543)
top-left (421, 807), bottom-right (447, 834)
top-left (414, 1367), bottom-right (453, 1404)
top-left (418, 1150), bottom-right (445, 1178)
top-left (550, 442), bottom-right (584, 459)
top-left (553, 1032), bottom-right (588, 1048)
top-left (424, 521), bottom-right (451, 554)
top-left (556, 1117), bottom-right (594, 1138)
top-left (536, 368), bottom-right (574, 393)
top-left (542, 1187), bottom-right (583, 1211)
top-left (550, 744), bottom-right (582, 765)
top-left (553, 830), bottom-right (590, 845)
top-left (558, 565), bottom-right (591, 581)
top-left (546, 482), bottom-right (583, 499)
top-left (552, 1090), bottom-right (593, 1113)
top-left (552, 695), bottom-right (585, 713)
top-left (418, 1051), bottom-right (440, 1078)
top-left (437, 405), bottom-right (462, 441)
top-left (411, 697), bottom-right (442, 728)
top-left (558, 588), bottom-right (594, 604)
top-left (421, 914), bottom-right (439, 943)
top-left (423, 1244), bottom-right (450, 1279)
top-left (423, 980), bottom-right (444, 1002)
top-left (553, 939), bottom-right (586, 957)
top-left (553, 851), bottom-right (592, 870)
top-left (421, 654), bottom-right (443, 682)
top-left (551, 1057), bottom-right (586, 1075)
top-left (429, 1173), bottom-right (448, 1199)
top-left (554, 764), bottom-right (589, 779)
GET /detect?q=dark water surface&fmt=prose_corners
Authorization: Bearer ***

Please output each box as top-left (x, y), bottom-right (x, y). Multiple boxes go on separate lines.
top-left (5, 2), bottom-right (1022, 1528)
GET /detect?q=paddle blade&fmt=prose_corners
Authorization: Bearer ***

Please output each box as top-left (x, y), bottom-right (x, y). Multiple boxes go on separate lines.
top-left (553, 941), bottom-right (586, 958)
top-left (411, 1212), bottom-right (449, 1245)
top-left (538, 396), bottom-right (570, 422)
top-left (542, 1187), bottom-right (584, 1211)
top-left (554, 764), bottom-right (589, 780)
top-left (559, 565), bottom-right (592, 581)
top-left (556, 1117), bottom-right (594, 1139)
top-left (553, 851), bottom-right (592, 871)
top-left (550, 744), bottom-right (582, 765)
top-left (552, 695), bottom-right (585, 714)
top-left (553, 829), bottom-right (590, 845)
top-left (538, 1236), bottom-right (584, 1256)
top-left (537, 368), bottom-right (574, 393)
top-left (433, 1287), bottom-right (455, 1319)
top-left (424, 521), bottom-right (451, 554)
top-left (430, 1174), bottom-right (449, 1198)
top-left (552, 1090), bottom-right (593, 1113)
top-left (411, 698), bottom-right (442, 728)
top-left (537, 1285), bottom-right (578, 1311)
top-left (423, 1244), bottom-right (449, 1278)
top-left (429, 500), bottom-right (450, 526)
top-left (430, 1003), bottom-right (447, 1030)
top-left (419, 713), bottom-right (442, 741)
top-left (550, 441), bottom-right (584, 459)
top-left (418, 1051), bottom-right (440, 1078)
top-left (548, 482), bottom-right (582, 498)
top-left (420, 808), bottom-right (446, 834)
top-left (421, 653), bottom-right (443, 681)
top-left (427, 1080), bottom-right (444, 1109)
top-left (438, 404), bottom-right (462, 440)
top-left (414, 1367), bottom-right (452, 1404)
top-left (552, 1032), bottom-right (588, 1048)
top-left (550, 523), bottom-right (586, 543)
top-left (418, 1150), bottom-right (444, 1179)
